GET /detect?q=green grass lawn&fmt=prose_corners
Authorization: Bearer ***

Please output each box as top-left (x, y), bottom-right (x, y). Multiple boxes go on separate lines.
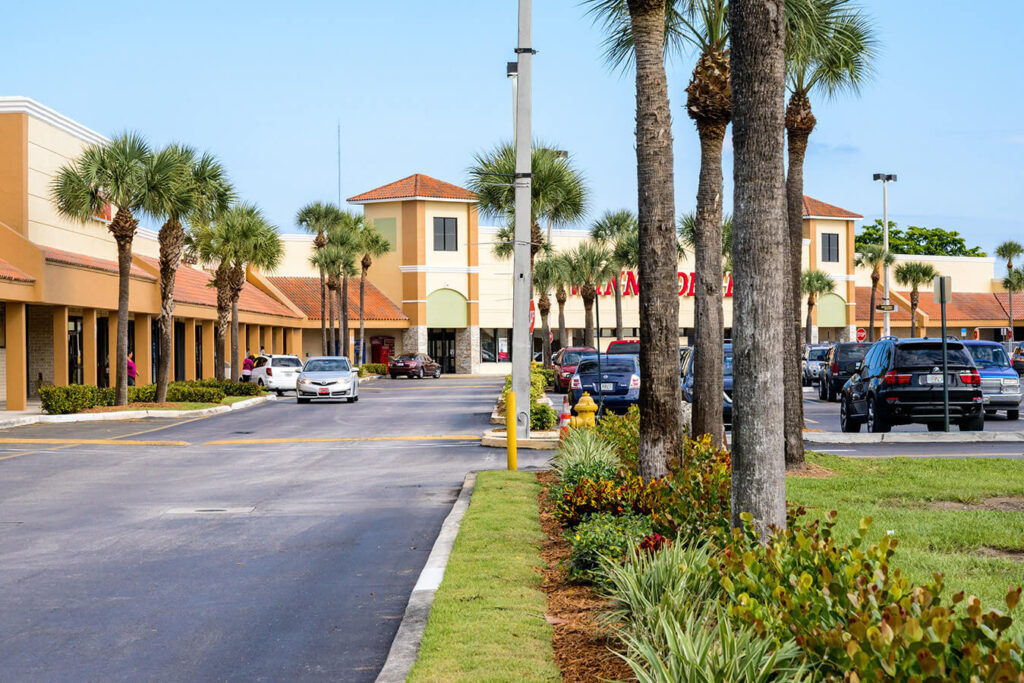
top-left (408, 471), bottom-right (559, 682)
top-left (794, 453), bottom-right (1024, 630)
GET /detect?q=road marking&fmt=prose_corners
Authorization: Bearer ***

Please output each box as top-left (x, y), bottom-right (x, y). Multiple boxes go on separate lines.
top-left (0, 438), bottom-right (188, 446)
top-left (804, 417), bottom-right (819, 424)
top-left (202, 434), bottom-right (480, 446)
top-left (113, 414), bottom-right (217, 439)
top-left (0, 444), bottom-right (74, 461)
top-left (360, 385), bottom-right (495, 391)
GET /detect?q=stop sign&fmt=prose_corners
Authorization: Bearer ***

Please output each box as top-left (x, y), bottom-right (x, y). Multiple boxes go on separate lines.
top-left (856, 327), bottom-right (867, 342)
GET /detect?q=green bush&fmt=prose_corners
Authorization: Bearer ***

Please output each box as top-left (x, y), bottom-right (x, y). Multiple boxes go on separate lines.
top-left (530, 403), bottom-right (558, 431)
top-left (556, 474), bottom-right (670, 529)
top-left (166, 383), bottom-right (226, 403)
top-left (656, 435), bottom-right (732, 539)
top-left (552, 429), bottom-right (621, 495)
top-left (130, 384), bottom-right (156, 402)
top-left (535, 367), bottom-right (556, 388)
top-left (358, 363), bottom-right (387, 377)
top-left (38, 384), bottom-right (100, 414)
top-left (189, 378), bottom-right (263, 396)
top-left (595, 404), bottom-right (640, 470)
top-left (565, 512), bottom-right (652, 585)
top-left (500, 367), bottom-right (547, 416)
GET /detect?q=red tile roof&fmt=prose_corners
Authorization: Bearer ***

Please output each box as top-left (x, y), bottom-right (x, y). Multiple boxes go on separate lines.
top-left (803, 196), bottom-right (862, 219)
top-left (993, 293), bottom-right (1024, 321)
top-left (135, 255), bottom-right (299, 318)
top-left (855, 286), bottom-right (1009, 324)
top-left (0, 257), bottom-right (34, 283)
top-left (268, 276), bottom-right (408, 322)
top-left (42, 246), bottom-right (155, 281)
top-left (855, 286), bottom-right (911, 321)
top-left (347, 173), bottom-right (476, 203)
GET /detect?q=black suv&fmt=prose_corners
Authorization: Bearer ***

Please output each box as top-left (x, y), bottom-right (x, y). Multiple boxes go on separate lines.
top-left (840, 338), bottom-right (984, 433)
top-left (818, 342), bottom-right (873, 402)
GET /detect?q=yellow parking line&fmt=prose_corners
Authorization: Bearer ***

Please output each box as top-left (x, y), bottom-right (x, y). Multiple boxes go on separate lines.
top-left (0, 444), bottom-right (74, 462)
top-left (114, 413), bottom-right (216, 439)
top-left (0, 438), bottom-right (188, 446)
top-left (203, 434), bottom-right (480, 446)
top-left (804, 417), bottom-right (819, 424)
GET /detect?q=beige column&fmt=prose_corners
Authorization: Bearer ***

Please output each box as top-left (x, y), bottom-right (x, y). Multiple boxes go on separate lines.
top-left (184, 319), bottom-right (197, 380)
top-left (248, 324), bottom-right (260, 356)
top-left (52, 306), bottom-right (69, 386)
top-left (288, 328), bottom-right (303, 357)
top-left (201, 320), bottom-right (215, 379)
top-left (107, 311), bottom-right (118, 388)
top-left (83, 309), bottom-right (97, 386)
top-left (4, 302), bottom-right (27, 410)
top-left (273, 326), bottom-right (283, 354)
top-left (135, 314), bottom-right (152, 385)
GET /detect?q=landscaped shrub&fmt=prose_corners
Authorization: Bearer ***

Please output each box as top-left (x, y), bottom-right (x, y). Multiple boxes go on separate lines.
top-left (130, 384), bottom-right (156, 402)
top-left (166, 383), bottom-right (226, 404)
top-left (530, 403), bottom-right (558, 431)
top-left (595, 404), bottom-right (640, 470)
top-left (190, 378), bottom-right (263, 396)
top-left (565, 512), bottom-right (652, 585)
top-left (499, 366), bottom-right (548, 416)
top-left (535, 367), bottom-right (556, 388)
top-left (38, 384), bottom-right (101, 414)
top-left (552, 429), bottom-right (620, 495)
top-left (358, 363), bottom-right (387, 377)
top-left (555, 474), bottom-right (671, 529)
top-left (656, 435), bottom-right (732, 538)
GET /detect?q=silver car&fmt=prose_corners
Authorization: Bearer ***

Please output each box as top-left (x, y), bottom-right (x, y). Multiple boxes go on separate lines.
top-left (296, 356), bottom-right (359, 404)
top-left (802, 344), bottom-right (831, 386)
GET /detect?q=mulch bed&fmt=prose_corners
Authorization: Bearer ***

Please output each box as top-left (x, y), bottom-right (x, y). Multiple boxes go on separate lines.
top-left (536, 470), bottom-right (634, 682)
top-left (80, 402), bottom-right (198, 413)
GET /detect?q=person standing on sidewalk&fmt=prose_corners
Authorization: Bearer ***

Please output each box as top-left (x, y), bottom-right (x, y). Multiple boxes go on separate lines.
top-left (127, 351), bottom-right (137, 387)
top-left (241, 353), bottom-right (255, 383)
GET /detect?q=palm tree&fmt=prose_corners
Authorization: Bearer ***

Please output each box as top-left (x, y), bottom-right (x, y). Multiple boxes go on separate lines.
top-left (590, 209), bottom-right (638, 340)
top-left (567, 241), bottom-right (616, 349)
top-left (328, 212), bottom-right (362, 359)
top-left (894, 262), bottom-right (938, 337)
top-left (854, 244), bottom-right (893, 342)
top-left (1005, 268), bottom-right (1024, 348)
top-left (51, 132), bottom-right (155, 405)
top-left (356, 220), bottom-right (392, 365)
top-left (783, 0), bottom-right (876, 469)
top-left (310, 246), bottom-right (340, 356)
top-left (297, 201), bottom-right (340, 355)
top-left (996, 241), bottom-right (1024, 346)
top-left (800, 269), bottom-right (836, 344)
top-left (551, 252), bottom-right (575, 349)
top-left (148, 146), bottom-right (233, 401)
top-left (533, 256), bottom-right (563, 367)
top-left (729, 0), bottom-right (789, 534)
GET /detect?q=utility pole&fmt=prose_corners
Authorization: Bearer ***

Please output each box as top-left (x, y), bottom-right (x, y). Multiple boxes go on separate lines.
top-left (510, 0), bottom-right (534, 441)
top-left (337, 122), bottom-right (342, 205)
top-left (873, 173), bottom-right (897, 336)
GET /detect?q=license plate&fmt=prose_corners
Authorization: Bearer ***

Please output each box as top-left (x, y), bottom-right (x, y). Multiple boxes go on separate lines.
top-left (318, 388), bottom-right (329, 395)
top-left (926, 374), bottom-right (944, 385)
top-left (601, 382), bottom-right (614, 391)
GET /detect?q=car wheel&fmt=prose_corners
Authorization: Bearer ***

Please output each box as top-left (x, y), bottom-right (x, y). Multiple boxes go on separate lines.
top-left (960, 412), bottom-right (985, 432)
top-left (297, 398), bottom-right (310, 404)
top-left (928, 423), bottom-right (945, 432)
top-left (840, 398), bottom-right (861, 433)
top-left (866, 397), bottom-right (891, 433)
top-left (354, 394), bottom-right (359, 402)
top-left (986, 410), bottom-right (997, 417)
top-left (818, 379), bottom-right (826, 400)
top-left (418, 367), bottom-right (424, 379)
top-left (257, 379), bottom-right (265, 387)
top-left (275, 390), bottom-right (283, 397)
top-left (346, 396), bottom-right (355, 403)
top-left (827, 383), bottom-right (837, 402)
top-left (1008, 410), bottom-right (1020, 421)
top-left (434, 367), bottom-right (441, 379)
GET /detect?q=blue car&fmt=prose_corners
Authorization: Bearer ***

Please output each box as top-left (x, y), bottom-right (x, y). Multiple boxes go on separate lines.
top-left (681, 344), bottom-right (733, 424)
top-left (569, 354), bottom-right (641, 414)
top-left (962, 340), bottom-right (1021, 420)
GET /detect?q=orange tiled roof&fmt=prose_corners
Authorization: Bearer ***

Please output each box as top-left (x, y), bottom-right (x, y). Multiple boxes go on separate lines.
top-left (993, 293), bottom-right (1024, 321)
top-left (0, 257), bottom-right (34, 283)
top-left (912, 291), bottom-right (1008, 322)
top-left (803, 196), bottom-right (862, 219)
top-left (855, 286), bottom-right (911, 321)
top-left (268, 276), bottom-right (408, 322)
top-left (42, 246), bottom-right (155, 281)
top-left (135, 255), bottom-right (299, 318)
top-left (347, 173), bottom-right (476, 203)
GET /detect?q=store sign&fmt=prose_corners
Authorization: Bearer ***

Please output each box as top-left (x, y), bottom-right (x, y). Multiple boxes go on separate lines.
top-left (572, 271), bottom-right (734, 298)
top-left (498, 337), bottom-right (508, 360)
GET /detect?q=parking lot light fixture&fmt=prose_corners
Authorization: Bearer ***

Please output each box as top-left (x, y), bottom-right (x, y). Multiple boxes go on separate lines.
top-left (873, 173), bottom-right (898, 336)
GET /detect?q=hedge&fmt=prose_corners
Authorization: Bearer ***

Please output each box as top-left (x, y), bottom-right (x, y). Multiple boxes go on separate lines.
top-left (359, 363), bottom-right (387, 377)
top-left (37, 379), bottom-right (259, 414)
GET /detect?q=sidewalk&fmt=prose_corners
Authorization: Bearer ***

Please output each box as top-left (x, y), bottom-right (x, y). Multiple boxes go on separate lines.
top-left (0, 396), bottom-right (273, 431)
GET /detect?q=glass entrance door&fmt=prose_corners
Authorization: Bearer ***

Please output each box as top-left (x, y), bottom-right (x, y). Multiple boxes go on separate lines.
top-left (68, 316), bottom-right (83, 384)
top-left (428, 329), bottom-right (457, 374)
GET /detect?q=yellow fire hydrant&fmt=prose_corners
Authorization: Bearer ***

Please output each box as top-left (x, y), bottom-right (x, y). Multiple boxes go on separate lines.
top-left (570, 392), bottom-right (598, 428)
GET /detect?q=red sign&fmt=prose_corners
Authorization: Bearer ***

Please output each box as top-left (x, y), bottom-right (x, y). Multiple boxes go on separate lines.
top-left (573, 270), bottom-right (734, 298)
top-left (529, 300), bottom-right (536, 334)
top-left (856, 328), bottom-right (867, 342)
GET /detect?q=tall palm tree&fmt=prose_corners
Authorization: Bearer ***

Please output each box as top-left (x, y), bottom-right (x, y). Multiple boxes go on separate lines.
top-left (533, 256), bottom-right (562, 367)
top-left (783, 0), bottom-right (876, 469)
top-left (854, 244), bottom-right (893, 342)
top-left (310, 246), bottom-right (340, 356)
top-left (590, 209), bottom-right (638, 340)
top-left (297, 201), bottom-right (340, 355)
top-left (800, 269), bottom-right (836, 344)
top-left (51, 132), bottom-right (155, 405)
top-left (552, 252), bottom-right (575, 349)
top-left (996, 241), bottom-right (1024, 346)
top-left (329, 212), bottom-right (362, 359)
top-left (729, 0), bottom-right (789, 534)
top-left (895, 262), bottom-right (938, 337)
top-left (678, 212), bottom-right (733, 271)
top-left (356, 220), bottom-right (392, 365)
top-left (148, 146), bottom-right (233, 401)
top-left (567, 242), bottom-right (616, 349)
top-left (1005, 268), bottom-right (1024, 349)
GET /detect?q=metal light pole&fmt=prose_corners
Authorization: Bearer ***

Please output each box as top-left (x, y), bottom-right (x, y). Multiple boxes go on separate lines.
top-left (873, 173), bottom-right (897, 336)
top-left (510, 0), bottom-right (534, 441)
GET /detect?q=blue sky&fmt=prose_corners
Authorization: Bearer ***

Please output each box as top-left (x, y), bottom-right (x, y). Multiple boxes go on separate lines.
top-left (7, 1), bottom-right (1023, 255)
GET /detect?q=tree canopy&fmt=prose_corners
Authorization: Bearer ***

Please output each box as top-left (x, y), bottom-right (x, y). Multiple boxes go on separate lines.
top-left (855, 220), bottom-right (986, 257)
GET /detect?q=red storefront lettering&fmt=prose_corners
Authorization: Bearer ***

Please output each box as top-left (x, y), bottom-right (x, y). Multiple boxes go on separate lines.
top-left (623, 270), bottom-right (639, 296)
top-left (571, 271), bottom-right (732, 297)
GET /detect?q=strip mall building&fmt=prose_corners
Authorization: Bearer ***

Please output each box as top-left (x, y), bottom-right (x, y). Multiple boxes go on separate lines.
top-left (1, 98), bottom-right (1020, 409)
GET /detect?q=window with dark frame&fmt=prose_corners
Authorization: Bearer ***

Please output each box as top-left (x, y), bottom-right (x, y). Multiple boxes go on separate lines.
top-left (822, 233), bottom-right (839, 262)
top-left (433, 217), bottom-right (457, 252)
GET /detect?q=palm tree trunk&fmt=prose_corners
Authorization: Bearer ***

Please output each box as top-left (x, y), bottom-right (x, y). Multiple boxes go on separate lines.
top-left (214, 270), bottom-right (230, 381)
top-left (628, 0), bottom-right (681, 480)
top-left (360, 267), bottom-right (368, 365)
top-left (156, 218), bottom-right (184, 402)
top-left (556, 287), bottom-right (567, 349)
top-left (613, 274), bottom-right (624, 340)
top-left (230, 299), bottom-right (240, 383)
top-left (539, 292), bottom-right (552, 367)
top-left (583, 290), bottom-right (595, 349)
top-left (693, 126), bottom-right (726, 446)
top-left (319, 268), bottom-right (327, 355)
top-left (109, 208), bottom-right (137, 406)
top-left (911, 289), bottom-right (920, 337)
top-left (783, 97), bottom-right (815, 470)
top-left (805, 296), bottom-right (814, 345)
top-left (327, 285), bottom-right (336, 355)
top-left (342, 274), bottom-right (350, 358)
top-left (729, 0), bottom-right (788, 535)
top-left (1009, 262), bottom-right (1015, 348)
top-left (869, 276), bottom-right (879, 341)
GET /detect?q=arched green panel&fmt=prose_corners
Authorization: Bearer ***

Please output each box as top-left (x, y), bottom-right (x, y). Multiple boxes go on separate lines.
top-left (427, 288), bottom-right (468, 328)
top-left (817, 292), bottom-right (847, 327)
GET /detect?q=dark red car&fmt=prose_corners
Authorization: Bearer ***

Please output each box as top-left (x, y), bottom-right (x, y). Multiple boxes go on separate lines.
top-left (552, 346), bottom-right (597, 392)
top-left (389, 353), bottom-right (441, 379)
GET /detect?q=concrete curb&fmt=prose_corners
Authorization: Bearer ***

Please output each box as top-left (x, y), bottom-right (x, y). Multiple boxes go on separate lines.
top-left (480, 429), bottom-right (560, 450)
top-left (0, 395), bottom-right (273, 431)
top-left (375, 472), bottom-right (477, 683)
top-left (804, 430), bottom-right (1024, 444)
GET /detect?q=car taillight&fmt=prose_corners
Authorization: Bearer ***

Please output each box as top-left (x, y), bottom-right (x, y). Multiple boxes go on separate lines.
top-left (629, 374), bottom-right (641, 389)
top-left (831, 362), bottom-right (839, 374)
top-left (959, 368), bottom-right (981, 385)
top-left (570, 376), bottom-right (582, 389)
top-left (884, 371), bottom-right (911, 385)
top-left (266, 368), bottom-right (273, 376)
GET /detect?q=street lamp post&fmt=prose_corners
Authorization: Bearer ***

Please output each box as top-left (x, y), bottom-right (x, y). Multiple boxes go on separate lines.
top-left (873, 173), bottom-right (897, 336)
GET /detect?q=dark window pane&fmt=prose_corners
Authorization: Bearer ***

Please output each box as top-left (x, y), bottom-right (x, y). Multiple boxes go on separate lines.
top-left (433, 217), bottom-right (445, 251)
top-left (896, 343), bottom-right (972, 367)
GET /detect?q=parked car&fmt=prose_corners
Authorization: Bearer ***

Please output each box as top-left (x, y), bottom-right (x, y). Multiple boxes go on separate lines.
top-left (250, 354), bottom-right (303, 396)
top-left (962, 340), bottom-right (1021, 420)
top-left (818, 342), bottom-right (873, 402)
top-left (1013, 347), bottom-right (1024, 376)
top-left (606, 339), bottom-right (639, 355)
top-left (680, 344), bottom-right (733, 425)
top-left (840, 338), bottom-right (983, 433)
top-left (551, 346), bottom-right (597, 392)
top-left (296, 356), bottom-right (359, 403)
top-left (802, 344), bottom-right (832, 386)
top-left (569, 354), bottom-right (640, 414)
top-left (388, 353), bottom-right (441, 379)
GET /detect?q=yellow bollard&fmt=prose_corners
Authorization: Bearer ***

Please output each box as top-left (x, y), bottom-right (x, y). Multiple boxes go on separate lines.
top-left (505, 390), bottom-right (517, 471)
top-left (573, 392), bottom-right (599, 428)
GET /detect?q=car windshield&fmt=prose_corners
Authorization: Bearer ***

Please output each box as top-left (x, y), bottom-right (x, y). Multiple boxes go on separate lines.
top-left (967, 345), bottom-right (1011, 368)
top-left (806, 348), bottom-right (829, 361)
top-left (608, 342), bottom-right (639, 354)
top-left (895, 344), bottom-right (972, 368)
top-left (723, 351), bottom-right (733, 376)
top-left (304, 359), bottom-right (351, 372)
top-left (395, 355), bottom-right (416, 361)
top-left (562, 352), bottom-right (589, 365)
top-left (272, 357), bottom-right (302, 367)
top-left (577, 358), bottom-right (637, 374)
top-left (837, 344), bottom-right (872, 362)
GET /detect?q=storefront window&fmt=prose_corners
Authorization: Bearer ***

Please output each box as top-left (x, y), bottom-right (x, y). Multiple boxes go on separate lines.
top-left (481, 328), bottom-right (512, 363)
